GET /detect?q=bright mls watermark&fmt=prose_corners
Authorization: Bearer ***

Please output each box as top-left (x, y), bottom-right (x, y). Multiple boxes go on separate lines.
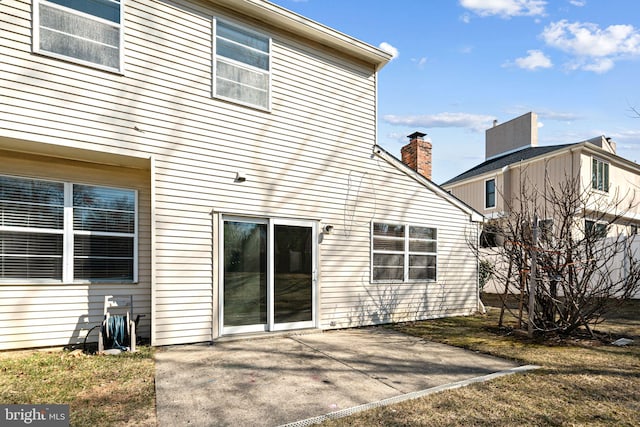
top-left (1, 405), bottom-right (69, 426)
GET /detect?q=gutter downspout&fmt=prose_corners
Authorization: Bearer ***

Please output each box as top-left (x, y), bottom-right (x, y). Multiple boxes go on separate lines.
top-left (477, 219), bottom-right (486, 314)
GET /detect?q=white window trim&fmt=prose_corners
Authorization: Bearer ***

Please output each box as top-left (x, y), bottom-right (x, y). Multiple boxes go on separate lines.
top-left (484, 178), bottom-right (496, 210)
top-left (591, 157), bottom-right (610, 193)
top-left (218, 215), bottom-right (318, 336)
top-left (370, 222), bottom-right (438, 283)
top-left (584, 218), bottom-right (608, 240)
top-left (212, 17), bottom-right (272, 111)
top-left (0, 175), bottom-right (138, 284)
top-left (33, 0), bottom-right (125, 74)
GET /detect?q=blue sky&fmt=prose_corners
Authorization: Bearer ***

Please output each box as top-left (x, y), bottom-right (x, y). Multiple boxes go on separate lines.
top-left (269, 0), bottom-right (640, 183)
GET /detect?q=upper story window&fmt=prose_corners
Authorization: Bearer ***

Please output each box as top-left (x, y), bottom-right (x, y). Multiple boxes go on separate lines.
top-left (485, 178), bottom-right (496, 209)
top-left (371, 222), bottom-right (437, 282)
top-left (214, 19), bottom-right (271, 110)
top-left (591, 158), bottom-right (609, 192)
top-left (34, 0), bottom-right (123, 72)
top-left (0, 176), bottom-right (137, 283)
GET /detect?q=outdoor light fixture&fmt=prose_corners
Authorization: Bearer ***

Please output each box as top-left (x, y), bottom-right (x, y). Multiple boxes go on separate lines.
top-left (234, 170), bottom-right (247, 183)
top-left (323, 224), bottom-right (334, 234)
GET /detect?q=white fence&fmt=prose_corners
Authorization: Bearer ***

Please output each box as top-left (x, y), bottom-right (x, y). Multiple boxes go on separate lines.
top-left (481, 235), bottom-right (640, 299)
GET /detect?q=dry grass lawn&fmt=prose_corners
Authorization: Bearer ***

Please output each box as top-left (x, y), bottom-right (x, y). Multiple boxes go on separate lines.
top-left (0, 298), bottom-right (637, 426)
top-left (0, 346), bottom-right (155, 426)
top-left (321, 297), bottom-right (640, 427)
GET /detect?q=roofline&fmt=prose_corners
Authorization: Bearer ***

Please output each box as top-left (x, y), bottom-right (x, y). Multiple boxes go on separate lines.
top-left (444, 140), bottom-right (640, 189)
top-left (212, 0), bottom-right (392, 70)
top-left (443, 144), bottom-right (573, 188)
top-left (580, 142), bottom-right (640, 172)
top-left (373, 145), bottom-right (484, 223)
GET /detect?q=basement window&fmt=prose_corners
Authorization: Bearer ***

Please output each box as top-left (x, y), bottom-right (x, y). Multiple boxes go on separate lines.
top-left (0, 175), bottom-right (137, 283)
top-left (213, 18), bottom-right (271, 110)
top-left (33, 0), bottom-right (123, 72)
top-left (372, 222), bottom-right (437, 282)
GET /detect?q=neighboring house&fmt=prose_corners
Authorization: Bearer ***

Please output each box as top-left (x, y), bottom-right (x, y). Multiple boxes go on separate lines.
top-left (0, 0), bottom-right (483, 350)
top-left (442, 112), bottom-right (640, 241)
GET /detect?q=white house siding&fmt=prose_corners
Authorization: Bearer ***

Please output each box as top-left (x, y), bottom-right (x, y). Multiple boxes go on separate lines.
top-left (0, 150), bottom-right (151, 350)
top-left (0, 0), bottom-right (479, 348)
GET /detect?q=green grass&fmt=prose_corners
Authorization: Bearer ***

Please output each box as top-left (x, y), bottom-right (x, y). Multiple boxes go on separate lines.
top-left (320, 298), bottom-right (640, 427)
top-left (0, 347), bottom-right (155, 426)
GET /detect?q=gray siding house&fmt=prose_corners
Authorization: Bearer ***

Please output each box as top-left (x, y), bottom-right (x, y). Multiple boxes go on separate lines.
top-left (0, 0), bottom-right (482, 350)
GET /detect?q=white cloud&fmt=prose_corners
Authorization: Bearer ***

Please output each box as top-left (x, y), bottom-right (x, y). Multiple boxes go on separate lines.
top-left (510, 49), bottom-right (553, 70)
top-left (541, 20), bottom-right (640, 72)
top-left (460, 45), bottom-right (474, 54)
top-left (383, 112), bottom-right (496, 132)
top-left (504, 107), bottom-right (582, 122)
top-left (410, 57), bottom-right (428, 68)
top-left (460, 0), bottom-right (546, 18)
top-left (581, 58), bottom-right (615, 73)
top-left (378, 42), bottom-right (399, 59)
top-left (537, 110), bottom-right (581, 121)
top-left (610, 129), bottom-right (640, 141)
top-left (569, 0), bottom-right (586, 6)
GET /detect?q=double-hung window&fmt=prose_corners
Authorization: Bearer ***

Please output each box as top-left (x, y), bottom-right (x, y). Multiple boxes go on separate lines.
top-left (214, 19), bottom-right (271, 110)
top-left (34, 0), bottom-right (123, 72)
top-left (0, 176), bottom-right (136, 283)
top-left (591, 158), bottom-right (609, 192)
top-left (485, 178), bottom-right (496, 209)
top-left (372, 222), bottom-right (437, 282)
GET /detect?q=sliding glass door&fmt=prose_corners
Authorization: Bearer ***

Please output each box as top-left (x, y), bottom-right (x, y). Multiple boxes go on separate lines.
top-left (221, 217), bottom-right (316, 334)
top-left (222, 219), bottom-right (267, 330)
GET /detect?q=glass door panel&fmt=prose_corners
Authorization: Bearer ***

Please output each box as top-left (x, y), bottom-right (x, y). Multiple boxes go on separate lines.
top-left (274, 224), bottom-right (313, 325)
top-left (223, 221), bottom-right (267, 329)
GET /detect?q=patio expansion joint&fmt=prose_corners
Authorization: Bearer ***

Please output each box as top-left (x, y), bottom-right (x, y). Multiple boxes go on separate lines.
top-left (288, 336), bottom-right (405, 394)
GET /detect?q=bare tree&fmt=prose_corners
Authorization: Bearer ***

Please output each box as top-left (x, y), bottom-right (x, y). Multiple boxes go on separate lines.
top-left (478, 173), bottom-right (640, 337)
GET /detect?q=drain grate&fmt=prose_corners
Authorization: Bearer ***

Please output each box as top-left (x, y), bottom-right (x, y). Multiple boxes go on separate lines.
top-left (278, 365), bottom-right (540, 427)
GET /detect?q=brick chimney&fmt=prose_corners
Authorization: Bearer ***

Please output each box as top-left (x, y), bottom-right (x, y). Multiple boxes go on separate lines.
top-left (401, 131), bottom-right (432, 181)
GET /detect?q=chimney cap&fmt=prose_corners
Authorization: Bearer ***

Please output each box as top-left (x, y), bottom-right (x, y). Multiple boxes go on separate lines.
top-left (407, 131), bottom-right (427, 140)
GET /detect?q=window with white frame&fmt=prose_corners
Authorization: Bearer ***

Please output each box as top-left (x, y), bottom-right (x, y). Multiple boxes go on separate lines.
top-left (0, 176), bottom-right (136, 282)
top-left (214, 19), bottom-right (270, 109)
top-left (372, 222), bottom-right (437, 282)
top-left (591, 158), bottom-right (609, 192)
top-left (34, 0), bottom-right (123, 72)
top-left (585, 219), bottom-right (607, 240)
top-left (485, 178), bottom-right (496, 209)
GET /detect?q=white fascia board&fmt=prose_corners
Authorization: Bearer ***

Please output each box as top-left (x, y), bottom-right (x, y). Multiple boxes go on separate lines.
top-left (373, 145), bottom-right (484, 223)
top-left (212, 0), bottom-right (392, 70)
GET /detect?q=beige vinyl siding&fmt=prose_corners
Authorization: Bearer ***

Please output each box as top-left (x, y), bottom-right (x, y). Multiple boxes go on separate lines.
top-left (444, 149), bottom-right (581, 216)
top-left (1, 0), bottom-right (478, 348)
top-left (316, 161), bottom-right (479, 328)
top-left (0, 151), bottom-right (151, 350)
top-left (447, 174), bottom-right (505, 215)
top-left (580, 152), bottom-right (640, 220)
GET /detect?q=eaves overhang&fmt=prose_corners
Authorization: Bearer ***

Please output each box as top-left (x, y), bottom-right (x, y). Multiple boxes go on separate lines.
top-left (211, 0), bottom-right (392, 71)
